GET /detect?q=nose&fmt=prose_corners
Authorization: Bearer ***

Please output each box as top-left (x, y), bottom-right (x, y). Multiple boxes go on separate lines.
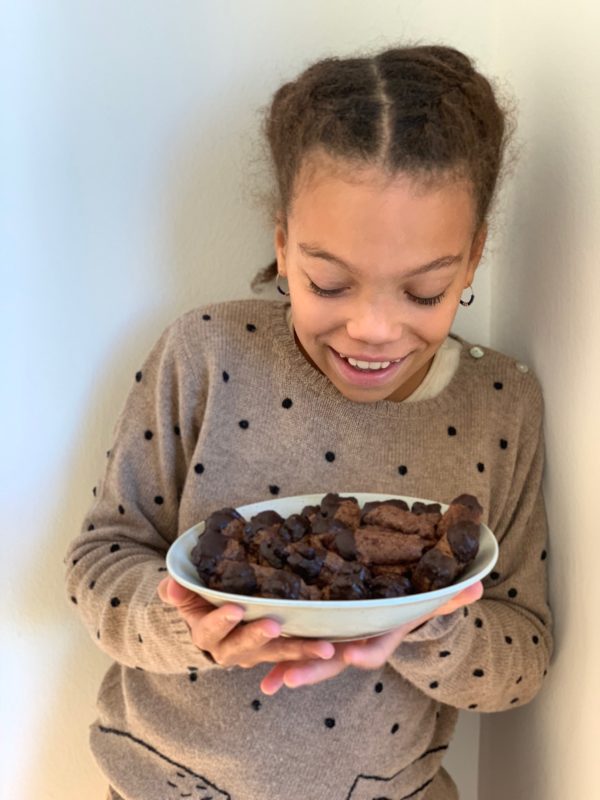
top-left (345, 295), bottom-right (402, 345)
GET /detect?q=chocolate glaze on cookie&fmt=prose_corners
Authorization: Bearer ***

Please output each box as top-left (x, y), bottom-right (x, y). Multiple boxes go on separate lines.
top-left (191, 493), bottom-right (482, 600)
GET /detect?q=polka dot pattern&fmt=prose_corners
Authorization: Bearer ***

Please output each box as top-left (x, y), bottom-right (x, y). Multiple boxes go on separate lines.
top-left (70, 311), bottom-right (551, 762)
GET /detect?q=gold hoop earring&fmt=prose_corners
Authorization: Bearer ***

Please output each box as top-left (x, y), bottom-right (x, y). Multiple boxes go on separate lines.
top-left (276, 274), bottom-right (290, 296)
top-left (459, 286), bottom-right (475, 307)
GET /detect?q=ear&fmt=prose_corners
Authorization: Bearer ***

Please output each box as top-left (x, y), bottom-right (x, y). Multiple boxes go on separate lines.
top-left (466, 223), bottom-right (488, 285)
top-left (274, 216), bottom-right (288, 278)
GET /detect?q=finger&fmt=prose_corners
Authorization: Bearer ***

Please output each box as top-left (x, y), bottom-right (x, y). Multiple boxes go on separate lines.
top-left (280, 653), bottom-right (348, 689)
top-left (189, 603), bottom-right (248, 651)
top-left (158, 576), bottom-right (198, 606)
top-left (218, 625), bottom-right (333, 668)
top-left (342, 626), bottom-right (411, 669)
top-left (435, 580), bottom-right (484, 617)
top-left (260, 662), bottom-right (288, 695)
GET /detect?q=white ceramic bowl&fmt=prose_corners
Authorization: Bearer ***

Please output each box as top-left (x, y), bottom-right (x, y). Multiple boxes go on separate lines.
top-left (166, 493), bottom-right (498, 640)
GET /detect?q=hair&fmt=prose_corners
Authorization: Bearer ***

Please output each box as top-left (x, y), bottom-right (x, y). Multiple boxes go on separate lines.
top-left (252, 43), bottom-right (514, 290)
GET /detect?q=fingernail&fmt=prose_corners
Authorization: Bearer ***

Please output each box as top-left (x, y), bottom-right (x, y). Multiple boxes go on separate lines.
top-left (225, 613), bottom-right (243, 623)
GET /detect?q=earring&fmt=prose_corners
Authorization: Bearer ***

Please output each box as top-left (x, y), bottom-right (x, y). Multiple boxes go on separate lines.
top-left (276, 273), bottom-right (290, 296)
top-left (459, 286), bottom-right (475, 307)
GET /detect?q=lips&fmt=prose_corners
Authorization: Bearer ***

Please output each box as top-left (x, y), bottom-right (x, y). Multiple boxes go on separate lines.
top-left (336, 351), bottom-right (405, 372)
top-left (328, 347), bottom-right (408, 388)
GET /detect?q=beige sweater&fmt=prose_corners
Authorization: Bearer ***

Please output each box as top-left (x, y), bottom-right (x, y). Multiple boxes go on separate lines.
top-left (65, 299), bottom-right (552, 800)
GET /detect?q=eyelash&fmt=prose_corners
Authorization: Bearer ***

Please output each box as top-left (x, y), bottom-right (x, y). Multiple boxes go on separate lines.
top-left (406, 291), bottom-right (446, 307)
top-left (308, 280), bottom-right (446, 307)
top-left (308, 280), bottom-right (344, 297)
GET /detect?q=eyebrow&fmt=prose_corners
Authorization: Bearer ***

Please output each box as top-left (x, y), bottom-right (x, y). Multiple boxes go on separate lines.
top-left (298, 242), bottom-right (462, 278)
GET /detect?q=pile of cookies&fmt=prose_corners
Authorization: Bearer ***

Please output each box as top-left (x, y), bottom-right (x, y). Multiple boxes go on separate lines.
top-left (191, 493), bottom-right (482, 600)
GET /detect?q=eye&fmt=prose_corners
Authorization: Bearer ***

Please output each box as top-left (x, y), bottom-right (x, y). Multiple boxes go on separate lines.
top-left (308, 280), bottom-right (346, 298)
top-left (406, 291), bottom-right (446, 307)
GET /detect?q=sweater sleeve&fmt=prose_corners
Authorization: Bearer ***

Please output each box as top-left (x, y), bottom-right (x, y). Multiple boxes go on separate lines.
top-left (64, 315), bottom-right (218, 674)
top-left (389, 383), bottom-right (552, 712)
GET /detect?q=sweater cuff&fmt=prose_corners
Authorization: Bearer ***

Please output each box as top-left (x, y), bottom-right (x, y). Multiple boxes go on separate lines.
top-left (400, 608), bottom-right (463, 643)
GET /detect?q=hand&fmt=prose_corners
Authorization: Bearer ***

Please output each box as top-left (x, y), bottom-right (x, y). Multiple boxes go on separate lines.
top-left (157, 577), bottom-right (335, 669)
top-left (260, 580), bottom-right (484, 695)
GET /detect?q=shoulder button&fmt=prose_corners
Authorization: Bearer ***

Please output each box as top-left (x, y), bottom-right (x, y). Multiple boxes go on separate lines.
top-left (515, 362), bottom-right (529, 373)
top-left (469, 346), bottom-right (484, 359)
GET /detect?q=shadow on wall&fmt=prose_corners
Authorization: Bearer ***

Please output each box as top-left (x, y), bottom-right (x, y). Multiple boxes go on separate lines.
top-left (23, 96), bottom-right (271, 799)
top-left (479, 64), bottom-right (577, 800)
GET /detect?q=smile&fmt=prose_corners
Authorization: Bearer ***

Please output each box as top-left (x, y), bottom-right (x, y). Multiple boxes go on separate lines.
top-left (336, 351), bottom-right (404, 371)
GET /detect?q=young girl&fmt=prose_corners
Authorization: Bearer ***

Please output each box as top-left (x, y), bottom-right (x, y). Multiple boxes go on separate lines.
top-left (66, 44), bottom-right (552, 800)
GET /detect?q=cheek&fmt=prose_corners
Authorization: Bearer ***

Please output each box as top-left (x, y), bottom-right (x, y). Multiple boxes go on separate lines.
top-left (290, 294), bottom-right (343, 336)
top-left (411, 304), bottom-right (459, 345)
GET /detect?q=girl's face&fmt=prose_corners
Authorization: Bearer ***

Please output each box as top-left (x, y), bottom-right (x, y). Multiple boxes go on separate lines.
top-left (275, 159), bottom-right (487, 403)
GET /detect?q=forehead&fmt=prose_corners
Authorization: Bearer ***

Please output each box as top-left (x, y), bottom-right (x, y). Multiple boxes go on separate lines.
top-left (289, 154), bottom-right (476, 251)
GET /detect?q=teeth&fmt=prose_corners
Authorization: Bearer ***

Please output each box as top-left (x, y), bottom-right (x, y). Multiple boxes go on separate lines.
top-left (347, 357), bottom-right (391, 371)
top-left (336, 350), bottom-right (403, 370)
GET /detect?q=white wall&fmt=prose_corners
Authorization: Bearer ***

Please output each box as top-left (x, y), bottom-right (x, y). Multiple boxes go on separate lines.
top-left (478, 2), bottom-right (600, 798)
top-left (7, 2), bottom-right (594, 799)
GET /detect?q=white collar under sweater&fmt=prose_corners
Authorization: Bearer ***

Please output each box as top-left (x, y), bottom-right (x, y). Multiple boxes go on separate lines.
top-left (286, 306), bottom-right (461, 402)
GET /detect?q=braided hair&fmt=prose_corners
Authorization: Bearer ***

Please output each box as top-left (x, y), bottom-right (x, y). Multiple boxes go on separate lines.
top-left (253, 44), bottom-right (512, 289)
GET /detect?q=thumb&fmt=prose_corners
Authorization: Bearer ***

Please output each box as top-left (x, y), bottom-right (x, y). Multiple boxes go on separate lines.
top-left (157, 576), bottom-right (197, 606)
